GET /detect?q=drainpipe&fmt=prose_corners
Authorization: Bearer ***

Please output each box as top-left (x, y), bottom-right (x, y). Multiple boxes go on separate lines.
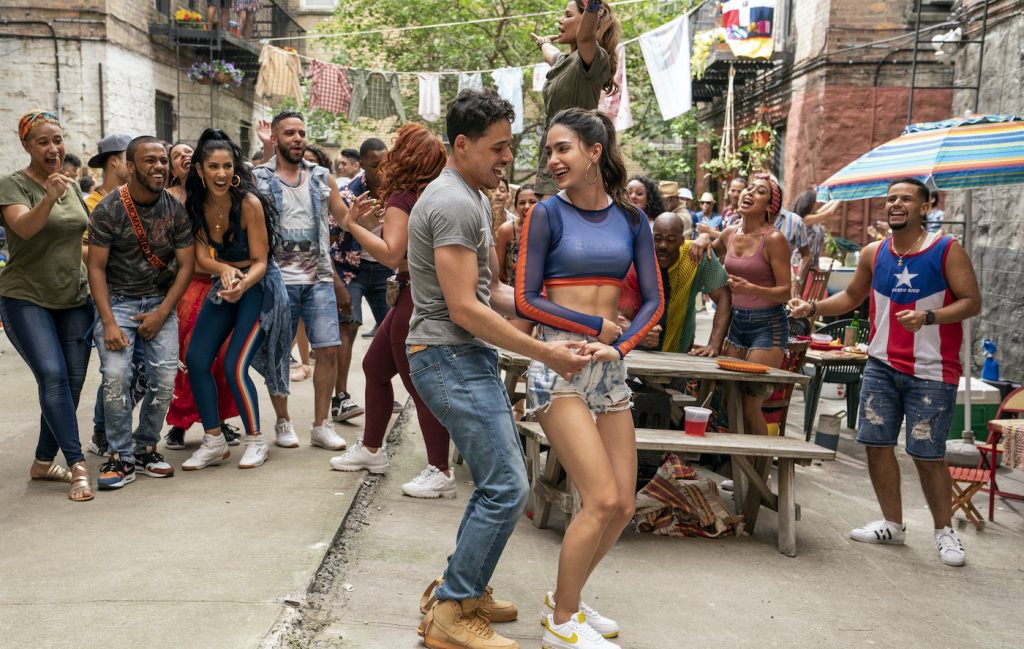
top-left (0, 20), bottom-right (62, 120)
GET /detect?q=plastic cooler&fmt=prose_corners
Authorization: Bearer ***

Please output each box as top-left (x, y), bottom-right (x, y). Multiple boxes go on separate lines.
top-left (949, 377), bottom-right (1001, 440)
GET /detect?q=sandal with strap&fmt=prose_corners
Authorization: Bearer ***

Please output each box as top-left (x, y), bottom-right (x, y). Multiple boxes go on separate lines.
top-left (68, 462), bottom-right (94, 502)
top-left (31, 459), bottom-right (72, 483)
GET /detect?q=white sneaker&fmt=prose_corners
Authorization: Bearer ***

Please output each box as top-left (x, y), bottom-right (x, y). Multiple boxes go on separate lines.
top-left (934, 526), bottom-right (966, 566)
top-left (238, 434), bottom-right (269, 469)
top-left (850, 519), bottom-right (906, 544)
top-left (401, 465), bottom-right (457, 499)
top-left (311, 420), bottom-right (346, 450)
top-left (541, 592), bottom-right (620, 639)
top-left (181, 434), bottom-right (229, 471)
top-left (274, 419), bottom-right (300, 448)
top-left (720, 479), bottom-right (734, 492)
top-left (542, 612), bottom-right (619, 649)
top-left (329, 439), bottom-right (389, 474)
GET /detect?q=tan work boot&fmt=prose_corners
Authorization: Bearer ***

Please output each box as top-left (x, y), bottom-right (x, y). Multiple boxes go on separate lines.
top-left (423, 598), bottom-right (520, 649)
top-left (420, 577), bottom-right (518, 623)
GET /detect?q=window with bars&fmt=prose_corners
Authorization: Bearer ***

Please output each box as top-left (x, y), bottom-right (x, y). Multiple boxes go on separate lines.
top-left (240, 121), bottom-right (252, 158)
top-left (155, 92), bottom-right (175, 143)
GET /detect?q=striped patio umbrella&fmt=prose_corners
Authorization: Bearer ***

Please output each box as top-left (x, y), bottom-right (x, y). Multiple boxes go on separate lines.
top-left (817, 114), bottom-right (1024, 201)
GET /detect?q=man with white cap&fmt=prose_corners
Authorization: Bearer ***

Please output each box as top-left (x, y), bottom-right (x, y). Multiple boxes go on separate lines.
top-left (85, 134), bottom-right (132, 213)
top-left (659, 180), bottom-right (692, 239)
top-left (678, 187), bottom-right (694, 211)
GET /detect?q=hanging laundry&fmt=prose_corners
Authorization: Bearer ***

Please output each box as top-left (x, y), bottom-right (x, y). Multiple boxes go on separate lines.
top-left (598, 44), bottom-right (633, 131)
top-left (417, 73), bottom-right (441, 122)
top-left (458, 72), bottom-right (482, 93)
top-left (532, 63), bottom-right (550, 92)
top-left (491, 67), bottom-right (524, 134)
top-left (722, 0), bottom-right (776, 59)
top-left (639, 15), bottom-right (692, 120)
top-left (347, 69), bottom-right (406, 124)
top-left (256, 44), bottom-right (304, 107)
top-left (307, 59), bottom-right (353, 114)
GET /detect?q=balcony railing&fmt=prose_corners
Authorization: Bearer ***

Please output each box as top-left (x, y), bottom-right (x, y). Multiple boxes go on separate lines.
top-left (151, 1), bottom-right (306, 63)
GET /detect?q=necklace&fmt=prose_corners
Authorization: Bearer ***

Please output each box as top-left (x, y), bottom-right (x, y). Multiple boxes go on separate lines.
top-left (207, 202), bottom-right (229, 232)
top-left (891, 230), bottom-right (926, 266)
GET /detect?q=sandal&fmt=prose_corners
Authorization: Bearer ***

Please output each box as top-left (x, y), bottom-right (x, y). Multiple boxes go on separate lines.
top-left (68, 462), bottom-right (93, 502)
top-left (31, 459), bottom-right (72, 483)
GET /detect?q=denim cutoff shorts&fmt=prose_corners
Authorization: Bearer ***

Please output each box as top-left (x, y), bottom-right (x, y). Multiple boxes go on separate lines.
top-left (526, 326), bottom-right (631, 416)
top-left (726, 304), bottom-right (789, 351)
top-left (856, 358), bottom-right (957, 460)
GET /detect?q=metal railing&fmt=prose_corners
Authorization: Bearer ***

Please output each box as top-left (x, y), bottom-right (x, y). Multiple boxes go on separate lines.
top-left (158, 1), bottom-right (305, 50)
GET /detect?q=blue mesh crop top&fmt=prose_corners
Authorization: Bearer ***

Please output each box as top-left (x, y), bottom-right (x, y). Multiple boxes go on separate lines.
top-left (514, 193), bottom-right (664, 357)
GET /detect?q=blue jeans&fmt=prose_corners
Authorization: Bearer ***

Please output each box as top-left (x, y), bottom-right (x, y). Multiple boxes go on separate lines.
top-left (285, 282), bottom-right (341, 348)
top-left (857, 358), bottom-right (957, 460)
top-left (92, 343), bottom-right (146, 435)
top-left (347, 260), bottom-right (390, 326)
top-left (93, 295), bottom-right (179, 461)
top-left (0, 297), bottom-right (92, 466)
top-left (408, 344), bottom-right (530, 601)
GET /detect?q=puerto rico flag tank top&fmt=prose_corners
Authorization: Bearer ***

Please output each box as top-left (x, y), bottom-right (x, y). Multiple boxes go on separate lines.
top-left (868, 232), bottom-right (963, 385)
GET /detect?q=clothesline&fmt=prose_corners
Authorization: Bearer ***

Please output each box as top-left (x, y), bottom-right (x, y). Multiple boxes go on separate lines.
top-left (260, 0), bottom-right (675, 43)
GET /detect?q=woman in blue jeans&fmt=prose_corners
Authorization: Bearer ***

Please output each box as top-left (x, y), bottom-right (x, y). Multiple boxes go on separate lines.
top-left (0, 111), bottom-right (94, 501)
top-left (180, 129), bottom-right (287, 471)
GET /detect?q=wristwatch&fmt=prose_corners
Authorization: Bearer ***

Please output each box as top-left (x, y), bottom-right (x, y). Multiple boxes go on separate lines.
top-left (925, 309), bottom-right (936, 325)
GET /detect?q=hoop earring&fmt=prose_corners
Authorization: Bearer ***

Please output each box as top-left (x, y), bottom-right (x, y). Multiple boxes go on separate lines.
top-left (585, 160), bottom-right (599, 185)
top-left (231, 175), bottom-right (240, 188)
top-left (200, 176), bottom-right (206, 188)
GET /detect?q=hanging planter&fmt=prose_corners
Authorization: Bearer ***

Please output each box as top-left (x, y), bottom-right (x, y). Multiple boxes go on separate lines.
top-left (189, 61), bottom-right (214, 84)
top-left (701, 152), bottom-right (745, 182)
top-left (174, 8), bottom-right (203, 27)
top-left (188, 60), bottom-right (244, 88)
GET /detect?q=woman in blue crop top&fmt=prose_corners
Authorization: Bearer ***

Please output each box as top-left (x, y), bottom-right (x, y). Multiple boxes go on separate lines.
top-left (180, 129), bottom-right (289, 471)
top-left (514, 108), bottom-right (663, 641)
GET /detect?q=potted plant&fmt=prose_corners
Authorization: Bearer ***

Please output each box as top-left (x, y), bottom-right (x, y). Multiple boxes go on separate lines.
top-left (211, 60), bottom-right (244, 87)
top-left (701, 152), bottom-right (744, 182)
top-left (174, 8), bottom-right (203, 27)
top-left (188, 61), bottom-right (214, 85)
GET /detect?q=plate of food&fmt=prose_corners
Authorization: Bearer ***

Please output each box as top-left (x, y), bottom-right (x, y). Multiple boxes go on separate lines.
top-left (716, 359), bottom-right (771, 374)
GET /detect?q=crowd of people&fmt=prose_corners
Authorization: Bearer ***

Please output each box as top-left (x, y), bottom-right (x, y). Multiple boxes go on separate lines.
top-left (1, 2), bottom-right (984, 649)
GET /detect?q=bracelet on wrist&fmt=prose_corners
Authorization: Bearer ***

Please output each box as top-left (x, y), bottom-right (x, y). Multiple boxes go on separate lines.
top-left (808, 300), bottom-right (817, 317)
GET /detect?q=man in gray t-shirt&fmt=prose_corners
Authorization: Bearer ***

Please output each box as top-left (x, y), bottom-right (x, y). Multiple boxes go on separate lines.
top-left (405, 90), bottom-right (588, 648)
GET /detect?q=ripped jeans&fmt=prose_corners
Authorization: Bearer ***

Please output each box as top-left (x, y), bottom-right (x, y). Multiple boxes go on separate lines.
top-left (856, 358), bottom-right (957, 460)
top-left (94, 295), bottom-right (179, 462)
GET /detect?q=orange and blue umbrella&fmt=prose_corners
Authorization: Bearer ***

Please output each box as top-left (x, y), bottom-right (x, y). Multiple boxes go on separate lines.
top-left (817, 114), bottom-right (1024, 201)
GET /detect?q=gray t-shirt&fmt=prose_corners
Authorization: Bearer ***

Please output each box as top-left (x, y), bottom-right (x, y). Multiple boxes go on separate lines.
top-left (407, 167), bottom-right (493, 346)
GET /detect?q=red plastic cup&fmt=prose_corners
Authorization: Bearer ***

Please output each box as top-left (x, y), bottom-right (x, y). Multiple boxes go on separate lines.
top-left (683, 406), bottom-right (711, 436)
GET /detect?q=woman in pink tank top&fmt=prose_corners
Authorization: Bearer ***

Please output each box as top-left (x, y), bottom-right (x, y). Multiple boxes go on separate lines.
top-left (710, 173), bottom-right (793, 436)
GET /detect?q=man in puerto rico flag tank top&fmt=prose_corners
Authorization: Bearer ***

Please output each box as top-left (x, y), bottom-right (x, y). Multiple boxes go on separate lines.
top-left (789, 178), bottom-right (980, 567)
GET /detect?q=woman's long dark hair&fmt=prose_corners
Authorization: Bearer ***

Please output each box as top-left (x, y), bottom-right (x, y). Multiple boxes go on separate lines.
top-left (627, 174), bottom-right (665, 218)
top-left (185, 128), bottom-right (280, 254)
top-left (549, 107), bottom-right (638, 222)
top-left (571, 0), bottom-right (621, 95)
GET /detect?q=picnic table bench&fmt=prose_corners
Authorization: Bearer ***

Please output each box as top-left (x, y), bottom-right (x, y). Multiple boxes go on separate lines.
top-left (518, 421), bottom-right (836, 557)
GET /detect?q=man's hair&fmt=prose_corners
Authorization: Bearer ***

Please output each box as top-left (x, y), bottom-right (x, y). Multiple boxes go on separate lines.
top-left (445, 89), bottom-right (515, 145)
top-left (359, 138), bottom-right (387, 159)
top-left (271, 109), bottom-right (304, 130)
top-left (63, 153), bottom-right (81, 168)
top-left (730, 176), bottom-right (748, 187)
top-left (126, 135), bottom-right (163, 164)
top-left (887, 177), bottom-right (930, 202)
top-left (340, 148), bottom-right (359, 162)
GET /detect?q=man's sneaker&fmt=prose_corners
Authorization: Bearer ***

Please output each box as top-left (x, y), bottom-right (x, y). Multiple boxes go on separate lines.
top-left (542, 612), bottom-right (620, 649)
top-left (311, 420), bottom-right (346, 450)
top-left (135, 448), bottom-right (174, 478)
top-left (935, 526), bottom-right (966, 566)
top-left (419, 578), bottom-right (517, 622)
top-left (88, 430), bottom-right (110, 457)
top-left (182, 434), bottom-right (230, 471)
top-left (423, 598), bottom-right (519, 649)
top-left (239, 434), bottom-right (269, 469)
top-left (222, 421), bottom-right (241, 446)
top-left (331, 392), bottom-right (364, 422)
top-left (97, 456), bottom-right (136, 490)
top-left (850, 520), bottom-right (906, 545)
top-left (164, 426), bottom-right (186, 450)
top-left (402, 465), bottom-right (457, 499)
top-left (541, 592), bottom-right (619, 639)
top-left (329, 439), bottom-right (389, 473)
top-left (274, 419), bottom-right (300, 448)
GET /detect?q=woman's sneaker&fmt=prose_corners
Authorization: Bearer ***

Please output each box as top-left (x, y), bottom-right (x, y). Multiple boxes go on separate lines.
top-left (239, 434), bottom-right (269, 469)
top-left (541, 592), bottom-right (620, 639)
top-left (182, 434), bottom-right (229, 471)
top-left (850, 520), bottom-right (906, 544)
top-left (331, 392), bottom-right (364, 422)
top-left (329, 439), bottom-right (389, 474)
top-left (274, 419), bottom-right (300, 448)
top-left (934, 526), bottom-right (966, 566)
top-left (88, 430), bottom-right (110, 457)
top-left (542, 612), bottom-right (620, 649)
top-left (164, 426), bottom-right (187, 450)
top-left (311, 420), bottom-right (346, 450)
top-left (401, 465), bottom-right (457, 499)
top-left (221, 422), bottom-right (242, 446)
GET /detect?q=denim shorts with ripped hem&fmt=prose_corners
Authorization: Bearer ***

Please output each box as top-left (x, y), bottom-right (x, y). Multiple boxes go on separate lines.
top-left (856, 358), bottom-right (957, 460)
top-left (726, 304), bottom-right (789, 351)
top-left (526, 326), bottom-right (631, 416)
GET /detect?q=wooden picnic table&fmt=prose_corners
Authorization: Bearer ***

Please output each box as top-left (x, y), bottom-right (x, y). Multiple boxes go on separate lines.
top-left (801, 348), bottom-right (869, 441)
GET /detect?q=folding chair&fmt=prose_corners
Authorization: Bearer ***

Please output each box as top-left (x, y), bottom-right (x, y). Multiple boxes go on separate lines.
top-left (762, 340), bottom-right (810, 436)
top-left (977, 386), bottom-right (1024, 521)
top-left (800, 268), bottom-right (832, 329)
top-left (949, 466), bottom-right (989, 529)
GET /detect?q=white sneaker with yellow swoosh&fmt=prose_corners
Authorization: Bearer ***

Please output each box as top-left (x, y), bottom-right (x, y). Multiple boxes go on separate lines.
top-left (542, 612), bottom-right (620, 649)
top-left (540, 592), bottom-right (620, 639)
